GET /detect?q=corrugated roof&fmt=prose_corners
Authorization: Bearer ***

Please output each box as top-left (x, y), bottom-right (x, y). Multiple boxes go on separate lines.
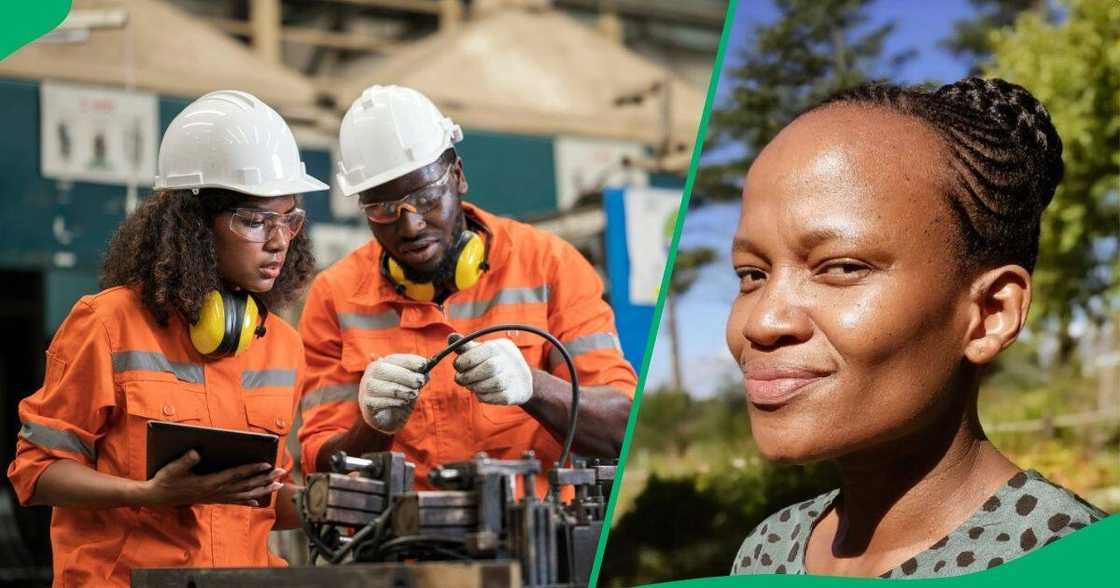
top-left (330, 8), bottom-right (707, 152)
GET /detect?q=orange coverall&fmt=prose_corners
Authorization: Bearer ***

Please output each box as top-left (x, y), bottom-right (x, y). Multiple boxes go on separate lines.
top-left (297, 204), bottom-right (637, 496)
top-left (7, 286), bottom-right (304, 587)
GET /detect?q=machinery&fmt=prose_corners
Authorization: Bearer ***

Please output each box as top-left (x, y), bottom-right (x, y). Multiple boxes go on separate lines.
top-left (296, 324), bottom-right (614, 587)
top-left (298, 451), bottom-right (616, 587)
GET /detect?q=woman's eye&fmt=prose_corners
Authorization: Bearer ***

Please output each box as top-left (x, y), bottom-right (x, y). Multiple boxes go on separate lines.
top-left (735, 268), bottom-right (767, 291)
top-left (818, 261), bottom-right (871, 279)
top-left (238, 217), bottom-right (265, 228)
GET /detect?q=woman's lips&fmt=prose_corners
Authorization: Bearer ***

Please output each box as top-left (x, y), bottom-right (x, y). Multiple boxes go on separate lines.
top-left (259, 261), bottom-right (282, 279)
top-left (743, 365), bottom-right (833, 407)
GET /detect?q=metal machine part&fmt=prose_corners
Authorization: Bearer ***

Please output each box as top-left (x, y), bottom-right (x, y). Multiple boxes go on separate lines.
top-left (298, 451), bottom-right (615, 588)
top-left (302, 452), bottom-right (414, 527)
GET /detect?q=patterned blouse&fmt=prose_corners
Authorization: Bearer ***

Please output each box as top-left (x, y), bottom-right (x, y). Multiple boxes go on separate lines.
top-left (731, 470), bottom-right (1107, 579)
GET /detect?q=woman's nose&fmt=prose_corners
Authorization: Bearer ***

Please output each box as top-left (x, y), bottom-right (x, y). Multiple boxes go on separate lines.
top-left (263, 224), bottom-right (291, 251)
top-left (742, 272), bottom-right (813, 349)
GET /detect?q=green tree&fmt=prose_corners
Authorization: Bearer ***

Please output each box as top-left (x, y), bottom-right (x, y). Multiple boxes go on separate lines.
top-left (940, 0), bottom-right (1044, 73)
top-left (698, 0), bottom-right (914, 201)
top-left (985, 0), bottom-right (1120, 348)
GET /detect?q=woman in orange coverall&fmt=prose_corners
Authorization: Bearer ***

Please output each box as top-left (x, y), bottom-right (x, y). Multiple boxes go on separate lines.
top-left (6, 90), bottom-right (328, 587)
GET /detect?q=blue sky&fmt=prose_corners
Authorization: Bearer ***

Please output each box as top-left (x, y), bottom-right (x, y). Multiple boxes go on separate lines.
top-left (643, 0), bottom-right (976, 396)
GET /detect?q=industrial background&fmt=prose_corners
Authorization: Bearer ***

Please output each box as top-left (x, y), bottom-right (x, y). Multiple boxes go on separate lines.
top-left (0, 1), bottom-right (726, 583)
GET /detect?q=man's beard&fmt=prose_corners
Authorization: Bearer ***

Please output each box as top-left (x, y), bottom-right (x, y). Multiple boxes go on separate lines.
top-left (399, 214), bottom-right (466, 287)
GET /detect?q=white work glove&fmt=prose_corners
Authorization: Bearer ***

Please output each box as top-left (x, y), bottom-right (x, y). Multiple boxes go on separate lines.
top-left (358, 354), bottom-right (428, 434)
top-left (453, 338), bottom-right (533, 405)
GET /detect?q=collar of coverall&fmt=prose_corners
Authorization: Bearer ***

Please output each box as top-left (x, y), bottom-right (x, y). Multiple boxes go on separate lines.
top-left (349, 202), bottom-right (510, 307)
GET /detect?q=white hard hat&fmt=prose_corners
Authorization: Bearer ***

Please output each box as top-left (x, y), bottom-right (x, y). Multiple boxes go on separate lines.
top-left (154, 90), bottom-right (329, 197)
top-left (336, 85), bottom-right (463, 196)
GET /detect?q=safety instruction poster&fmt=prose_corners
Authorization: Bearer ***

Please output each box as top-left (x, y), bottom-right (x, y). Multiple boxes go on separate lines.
top-left (40, 81), bottom-right (158, 186)
top-left (553, 136), bottom-right (648, 210)
top-left (623, 186), bottom-right (681, 305)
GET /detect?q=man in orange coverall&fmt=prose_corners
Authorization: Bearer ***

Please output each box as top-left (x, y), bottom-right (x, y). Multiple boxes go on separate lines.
top-left (298, 86), bottom-right (637, 496)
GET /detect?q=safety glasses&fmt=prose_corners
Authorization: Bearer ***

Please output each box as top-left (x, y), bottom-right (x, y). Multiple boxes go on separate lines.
top-left (360, 164), bottom-right (455, 224)
top-left (228, 207), bottom-right (306, 243)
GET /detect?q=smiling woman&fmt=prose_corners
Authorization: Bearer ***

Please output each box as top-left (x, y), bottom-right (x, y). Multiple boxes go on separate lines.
top-left (725, 78), bottom-right (1106, 579)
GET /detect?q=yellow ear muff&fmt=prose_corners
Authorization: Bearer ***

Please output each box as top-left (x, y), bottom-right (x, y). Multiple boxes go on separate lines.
top-left (235, 295), bottom-right (260, 355)
top-left (454, 231), bottom-right (486, 291)
top-left (191, 290), bottom-right (228, 357)
top-left (190, 289), bottom-right (264, 359)
top-left (387, 257), bottom-right (436, 302)
top-left (382, 230), bottom-right (487, 301)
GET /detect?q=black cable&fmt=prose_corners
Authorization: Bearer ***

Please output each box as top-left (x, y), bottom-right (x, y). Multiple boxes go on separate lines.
top-left (373, 535), bottom-right (470, 561)
top-left (298, 492), bottom-right (392, 564)
top-left (419, 324), bottom-right (581, 481)
top-left (297, 324), bottom-right (582, 564)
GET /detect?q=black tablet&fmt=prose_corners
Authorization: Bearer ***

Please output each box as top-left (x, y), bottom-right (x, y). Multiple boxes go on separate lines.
top-left (146, 420), bottom-right (279, 481)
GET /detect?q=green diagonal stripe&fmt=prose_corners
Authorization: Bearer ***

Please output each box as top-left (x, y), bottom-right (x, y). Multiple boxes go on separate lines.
top-left (0, 1), bottom-right (72, 60)
top-left (588, 1), bottom-right (742, 585)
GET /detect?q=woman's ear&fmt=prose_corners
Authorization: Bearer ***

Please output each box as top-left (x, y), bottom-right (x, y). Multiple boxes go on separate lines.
top-left (963, 265), bottom-right (1032, 365)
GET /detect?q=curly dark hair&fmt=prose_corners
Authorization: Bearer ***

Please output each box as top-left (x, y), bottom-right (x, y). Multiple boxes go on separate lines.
top-left (809, 77), bottom-right (1064, 273)
top-left (101, 189), bottom-right (316, 325)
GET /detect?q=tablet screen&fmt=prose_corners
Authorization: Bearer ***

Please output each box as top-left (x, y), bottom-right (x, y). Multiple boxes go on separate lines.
top-left (146, 420), bottom-right (279, 480)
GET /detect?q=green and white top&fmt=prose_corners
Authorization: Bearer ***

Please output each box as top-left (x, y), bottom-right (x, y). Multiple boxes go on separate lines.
top-left (731, 470), bottom-right (1107, 579)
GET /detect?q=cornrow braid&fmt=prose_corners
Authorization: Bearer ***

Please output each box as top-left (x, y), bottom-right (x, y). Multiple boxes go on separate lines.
top-left (809, 77), bottom-right (1064, 272)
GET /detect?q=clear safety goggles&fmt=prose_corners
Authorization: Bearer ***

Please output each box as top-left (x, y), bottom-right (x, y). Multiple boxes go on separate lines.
top-left (360, 164), bottom-right (455, 224)
top-left (228, 207), bottom-right (306, 243)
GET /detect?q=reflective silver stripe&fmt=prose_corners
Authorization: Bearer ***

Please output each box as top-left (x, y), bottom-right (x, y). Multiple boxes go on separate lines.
top-left (338, 310), bottom-right (400, 331)
top-left (111, 351), bottom-right (204, 384)
top-left (448, 286), bottom-right (550, 320)
top-left (301, 382), bottom-right (359, 411)
top-left (549, 332), bottom-right (622, 368)
top-left (242, 369), bottom-right (296, 389)
top-left (19, 422), bottom-right (96, 462)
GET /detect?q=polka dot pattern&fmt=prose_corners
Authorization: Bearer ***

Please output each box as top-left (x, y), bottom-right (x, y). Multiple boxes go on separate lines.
top-left (1020, 528), bottom-right (1037, 551)
top-left (1015, 494), bottom-right (1038, 516)
top-left (1047, 513), bottom-right (1069, 532)
top-left (730, 469), bottom-right (1107, 579)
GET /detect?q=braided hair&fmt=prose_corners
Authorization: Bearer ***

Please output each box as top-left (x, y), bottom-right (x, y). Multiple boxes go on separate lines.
top-left (809, 78), bottom-right (1064, 272)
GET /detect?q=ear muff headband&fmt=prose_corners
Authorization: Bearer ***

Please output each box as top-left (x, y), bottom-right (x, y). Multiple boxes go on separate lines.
top-left (189, 289), bottom-right (268, 359)
top-left (383, 230), bottom-right (487, 302)
top-left (235, 295), bottom-right (260, 355)
top-left (215, 289), bottom-right (241, 357)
